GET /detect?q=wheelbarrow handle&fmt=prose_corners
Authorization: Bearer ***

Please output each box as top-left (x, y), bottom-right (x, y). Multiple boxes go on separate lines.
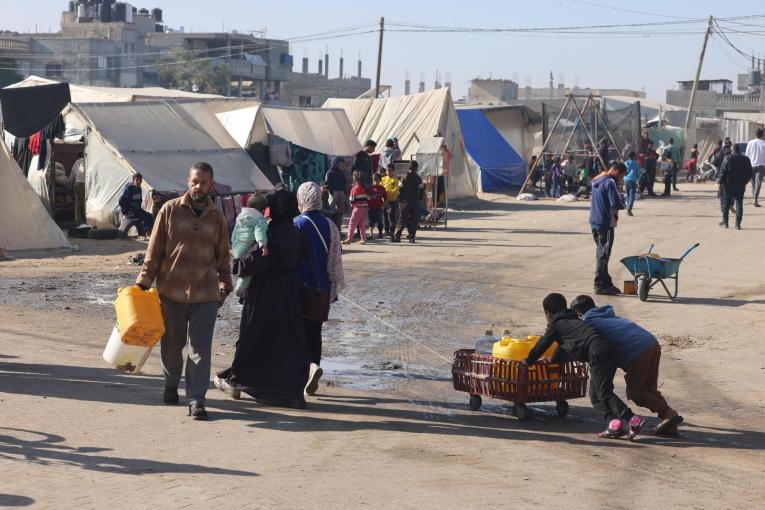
top-left (647, 244), bottom-right (655, 255)
top-left (680, 242), bottom-right (700, 259)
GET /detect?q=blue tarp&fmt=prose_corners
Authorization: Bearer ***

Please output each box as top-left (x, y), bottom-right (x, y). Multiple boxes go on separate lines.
top-left (456, 109), bottom-right (527, 191)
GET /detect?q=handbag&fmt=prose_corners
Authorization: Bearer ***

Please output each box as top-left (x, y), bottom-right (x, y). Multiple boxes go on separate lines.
top-left (298, 214), bottom-right (331, 323)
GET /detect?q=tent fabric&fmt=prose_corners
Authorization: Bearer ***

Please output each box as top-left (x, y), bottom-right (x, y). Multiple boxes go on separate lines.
top-left (0, 83), bottom-right (71, 137)
top-left (259, 107), bottom-right (362, 156)
top-left (458, 105), bottom-right (541, 164)
top-left (457, 109), bottom-right (527, 190)
top-left (5, 76), bottom-right (222, 103)
top-left (71, 102), bottom-right (273, 228)
top-left (0, 140), bottom-right (71, 251)
top-left (216, 105), bottom-right (260, 148)
top-left (322, 89), bottom-right (476, 199)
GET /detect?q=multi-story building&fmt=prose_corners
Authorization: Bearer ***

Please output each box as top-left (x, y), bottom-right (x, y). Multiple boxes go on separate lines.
top-left (284, 56), bottom-right (371, 107)
top-left (666, 77), bottom-right (765, 117)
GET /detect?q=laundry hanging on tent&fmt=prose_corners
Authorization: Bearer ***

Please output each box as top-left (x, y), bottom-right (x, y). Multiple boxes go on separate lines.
top-left (0, 82), bottom-right (71, 138)
top-left (268, 134), bottom-right (293, 166)
top-left (283, 145), bottom-right (328, 193)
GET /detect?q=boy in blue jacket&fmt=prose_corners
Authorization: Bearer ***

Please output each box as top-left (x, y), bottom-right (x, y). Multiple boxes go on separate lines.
top-left (589, 162), bottom-right (626, 296)
top-left (571, 295), bottom-right (683, 437)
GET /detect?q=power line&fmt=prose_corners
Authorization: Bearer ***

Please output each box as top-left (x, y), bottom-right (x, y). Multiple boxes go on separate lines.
top-left (569, 0), bottom-right (696, 20)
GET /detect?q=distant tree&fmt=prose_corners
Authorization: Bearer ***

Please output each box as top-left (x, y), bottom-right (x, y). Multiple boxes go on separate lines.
top-left (156, 49), bottom-right (230, 95)
top-left (0, 58), bottom-right (23, 88)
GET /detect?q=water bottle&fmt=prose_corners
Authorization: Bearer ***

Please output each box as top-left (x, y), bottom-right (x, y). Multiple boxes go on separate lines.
top-left (474, 329), bottom-right (497, 353)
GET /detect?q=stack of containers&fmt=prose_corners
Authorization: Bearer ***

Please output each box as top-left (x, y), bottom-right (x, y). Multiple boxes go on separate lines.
top-left (103, 286), bottom-right (165, 374)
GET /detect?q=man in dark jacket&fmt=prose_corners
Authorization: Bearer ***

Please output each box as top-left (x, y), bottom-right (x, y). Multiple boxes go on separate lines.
top-left (525, 293), bottom-right (644, 439)
top-left (392, 160), bottom-right (423, 243)
top-left (352, 140), bottom-right (376, 188)
top-left (119, 173), bottom-right (153, 236)
top-left (719, 143), bottom-right (753, 229)
top-left (589, 162), bottom-right (626, 295)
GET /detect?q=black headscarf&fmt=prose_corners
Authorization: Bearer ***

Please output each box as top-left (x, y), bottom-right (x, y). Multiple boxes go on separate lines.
top-left (267, 189), bottom-right (299, 225)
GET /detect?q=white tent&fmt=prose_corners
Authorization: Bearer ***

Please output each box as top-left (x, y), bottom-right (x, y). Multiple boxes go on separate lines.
top-left (323, 88), bottom-right (476, 198)
top-left (70, 101), bottom-right (273, 227)
top-left (458, 104), bottom-right (542, 164)
top-left (5, 75), bottom-right (223, 103)
top-left (0, 139), bottom-right (71, 251)
top-left (215, 104), bottom-right (362, 156)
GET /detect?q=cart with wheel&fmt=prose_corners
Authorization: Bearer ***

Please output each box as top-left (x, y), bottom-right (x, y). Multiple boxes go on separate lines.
top-left (620, 243), bottom-right (699, 302)
top-left (451, 349), bottom-right (589, 420)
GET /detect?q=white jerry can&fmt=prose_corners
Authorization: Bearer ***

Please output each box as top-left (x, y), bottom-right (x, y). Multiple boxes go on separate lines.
top-left (102, 325), bottom-right (154, 374)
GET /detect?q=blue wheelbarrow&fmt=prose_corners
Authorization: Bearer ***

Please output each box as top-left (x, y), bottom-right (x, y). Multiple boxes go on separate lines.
top-left (620, 243), bottom-right (700, 301)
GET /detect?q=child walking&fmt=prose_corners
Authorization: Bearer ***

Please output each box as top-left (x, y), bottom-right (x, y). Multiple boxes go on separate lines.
top-left (230, 193), bottom-right (268, 297)
top-left (343, 171), bottom-right (369, 245)
top-left (368, 173), bottom-right (388, 239)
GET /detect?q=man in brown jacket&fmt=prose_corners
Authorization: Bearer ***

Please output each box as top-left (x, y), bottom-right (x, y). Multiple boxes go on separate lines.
top-left (136, 162), bottom-right (232, 420)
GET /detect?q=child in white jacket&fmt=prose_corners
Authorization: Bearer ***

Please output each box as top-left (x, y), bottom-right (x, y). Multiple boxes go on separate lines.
top-left (231, 193), bottom-right (268, 297)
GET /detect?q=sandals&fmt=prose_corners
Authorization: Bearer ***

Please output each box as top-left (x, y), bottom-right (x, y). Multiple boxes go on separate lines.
top-left (652, 414), bottom-right (684, 436)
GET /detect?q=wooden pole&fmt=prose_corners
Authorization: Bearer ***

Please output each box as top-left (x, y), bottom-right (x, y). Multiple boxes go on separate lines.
top-left (684, 15), bottom-right (714, 160)
top-left (518, 95), bottom-right (573, 194)
top-left (375, 17), bottom-right (384, 98)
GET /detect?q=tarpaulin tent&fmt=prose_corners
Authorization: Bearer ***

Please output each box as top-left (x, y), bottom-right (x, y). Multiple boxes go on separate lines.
top-left (69, 101), bottom-right (273, 228)
top-left (458, 104), bottom-right (542, 164)
top-left (0, 139), bottom-right (70, 251)
top-left (456, 109), bottom-right (527, 191)
top-left (5, 75), bottom-right (223, 103)
top-left (323, 88), bottom-right (476, 199)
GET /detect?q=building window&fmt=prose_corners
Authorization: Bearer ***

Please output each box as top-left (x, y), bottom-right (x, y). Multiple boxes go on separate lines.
top-left (298, 95), bottom-right (313, 107)
top-left (45, 62), bottom-right (63, 78)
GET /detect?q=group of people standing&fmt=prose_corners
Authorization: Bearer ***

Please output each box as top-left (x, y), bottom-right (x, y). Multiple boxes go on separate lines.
top-left (712, 128), bottom-right (765, 229)
top-left (136, 162), bottom-right (345, 420)
top-left (324, 138), bottom-right (425, 244)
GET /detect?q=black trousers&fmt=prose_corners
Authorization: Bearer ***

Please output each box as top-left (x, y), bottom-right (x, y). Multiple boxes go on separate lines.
top-left (722, 186), bottom-right (744, 226)
top-left (303, 318), bottom-right (323, 366)
top-left (589, 346), bottom-right (634, 423)
top-left (592, 227), bottom-right (615, 291)
top-left (663, 174), bottom-right (672, 196)
top-left (395, 200), bottom-right (418, 239)
top-left (383, 201), bottom-right (398, 234)
top-left (645, 161), bottom-right (656, 194)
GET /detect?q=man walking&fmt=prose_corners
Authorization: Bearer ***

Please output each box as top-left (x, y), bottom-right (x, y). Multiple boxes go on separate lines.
top-left (589, 162), bottom-right (627, 295)
top-left (745, 128), bottom-right (765, 207)
top-left (392, 160), bottom-right (423, 243)
top-left (719, 144), bottom-right (753, 230)
top-left (136, 162), bottom-right (232, 420)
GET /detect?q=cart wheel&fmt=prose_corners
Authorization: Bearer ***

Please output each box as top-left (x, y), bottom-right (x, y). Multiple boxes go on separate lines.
top-left (637, 275), bottom-right (649, 301)
top-left (556, 400), bottom-right (570, 418)
top-left (469, 394), bottom-right (482, 411)
top-left (514, 403), bottom-right (531, 420)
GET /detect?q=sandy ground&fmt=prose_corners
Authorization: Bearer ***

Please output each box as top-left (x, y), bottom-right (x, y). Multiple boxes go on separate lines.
top-left (1, 183), bottom-right (764, 509)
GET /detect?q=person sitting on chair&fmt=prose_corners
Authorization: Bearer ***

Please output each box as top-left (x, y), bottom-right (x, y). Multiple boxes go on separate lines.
top-left (119, 173), bottom-right (154, 238)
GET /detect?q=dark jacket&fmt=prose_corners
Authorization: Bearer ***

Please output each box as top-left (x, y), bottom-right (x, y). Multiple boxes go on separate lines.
top-left (719, 153), bottom-right (753, 189)
top-left (119, 184), bottom-right (143, 217)
top-left (325, 167), bottom-right (347, 194)
top-left (399, 172), bottom-right (423, 202)
top-left (526, 309), bottom-right (610, 364)
top-left (589, 174), bottom-right (623, 230)
top-left (352, 150), bottom-right (373, 176)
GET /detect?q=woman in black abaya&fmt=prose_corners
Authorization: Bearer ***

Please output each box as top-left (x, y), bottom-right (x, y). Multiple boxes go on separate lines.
top-left (215, 189), bottom-right (309, 408)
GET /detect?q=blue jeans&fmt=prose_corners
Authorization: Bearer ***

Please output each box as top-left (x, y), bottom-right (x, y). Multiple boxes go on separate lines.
top-left (625, 181), bottom-right (637, 211)
top-left (551, 181), bottom-right (562, 198)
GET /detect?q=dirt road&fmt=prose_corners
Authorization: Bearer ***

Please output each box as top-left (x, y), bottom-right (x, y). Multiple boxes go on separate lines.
top-left (1, 184), bottom-right (763, 509)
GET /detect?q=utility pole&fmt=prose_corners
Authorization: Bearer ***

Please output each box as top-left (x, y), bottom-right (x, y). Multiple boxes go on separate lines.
top-left (375, 17), bottom-right (384, 98)
top-left (684, 15), bottom-right (713, 159)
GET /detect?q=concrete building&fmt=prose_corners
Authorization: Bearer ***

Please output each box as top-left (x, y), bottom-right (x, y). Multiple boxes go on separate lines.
top-left (2, 1), bottom-right (293, 99)
top-left (468, 79), bottom-right (519, 103)
top-left (284, 56), bottom-right (371, 107)
top-left (666, 77), bottom-right (765, 116)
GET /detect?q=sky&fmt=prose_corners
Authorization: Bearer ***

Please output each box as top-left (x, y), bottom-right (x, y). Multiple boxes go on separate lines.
top-left (2, 0), bottom-right (763, 100)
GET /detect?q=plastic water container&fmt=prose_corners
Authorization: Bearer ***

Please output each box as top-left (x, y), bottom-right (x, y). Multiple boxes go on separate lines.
top-left (474, 330), bottom-right (497, 353)
top-left (114, 286), bottom-right (164, 347)
top-left (103, 324), bottom-right (153, 373)
top-left (492, 334), bottom-right (556, 361)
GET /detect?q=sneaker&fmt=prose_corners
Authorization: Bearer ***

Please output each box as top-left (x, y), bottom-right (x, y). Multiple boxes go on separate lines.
top-left (735, 224), bottom-right (741, 230)
top-left (163, 386), bottom-right (179, 405)
top-left (213, 375), bottom-right (241, 400)
top-left (598, 418), bottom-right (627, 439)
top-left (626, 415), bottom-right (645, 441)
top-left (305, 363), bottom-right (323, 397)
top-left (188, 402), bottom-right (208, 421)
top-left (595, 286), bottom-right (620, 296)
top-left (719, 222), bottom-right (728, 229)
top-left (627, 210), bottom-right (634, 216)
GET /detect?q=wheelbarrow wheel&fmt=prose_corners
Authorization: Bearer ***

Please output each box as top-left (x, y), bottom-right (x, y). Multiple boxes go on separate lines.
top-left (469, 394), bottom-right (482, 411)
top-left (514, 403), bottom-right (531, 420)
top-left (637, 275), bottom-right (649, 302)
top-left (555, 400), bottom-right (570, 418)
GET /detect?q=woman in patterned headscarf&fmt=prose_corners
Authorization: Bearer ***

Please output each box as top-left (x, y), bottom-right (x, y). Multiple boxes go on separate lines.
top-left (294, 182), bottom-right (345, 397)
